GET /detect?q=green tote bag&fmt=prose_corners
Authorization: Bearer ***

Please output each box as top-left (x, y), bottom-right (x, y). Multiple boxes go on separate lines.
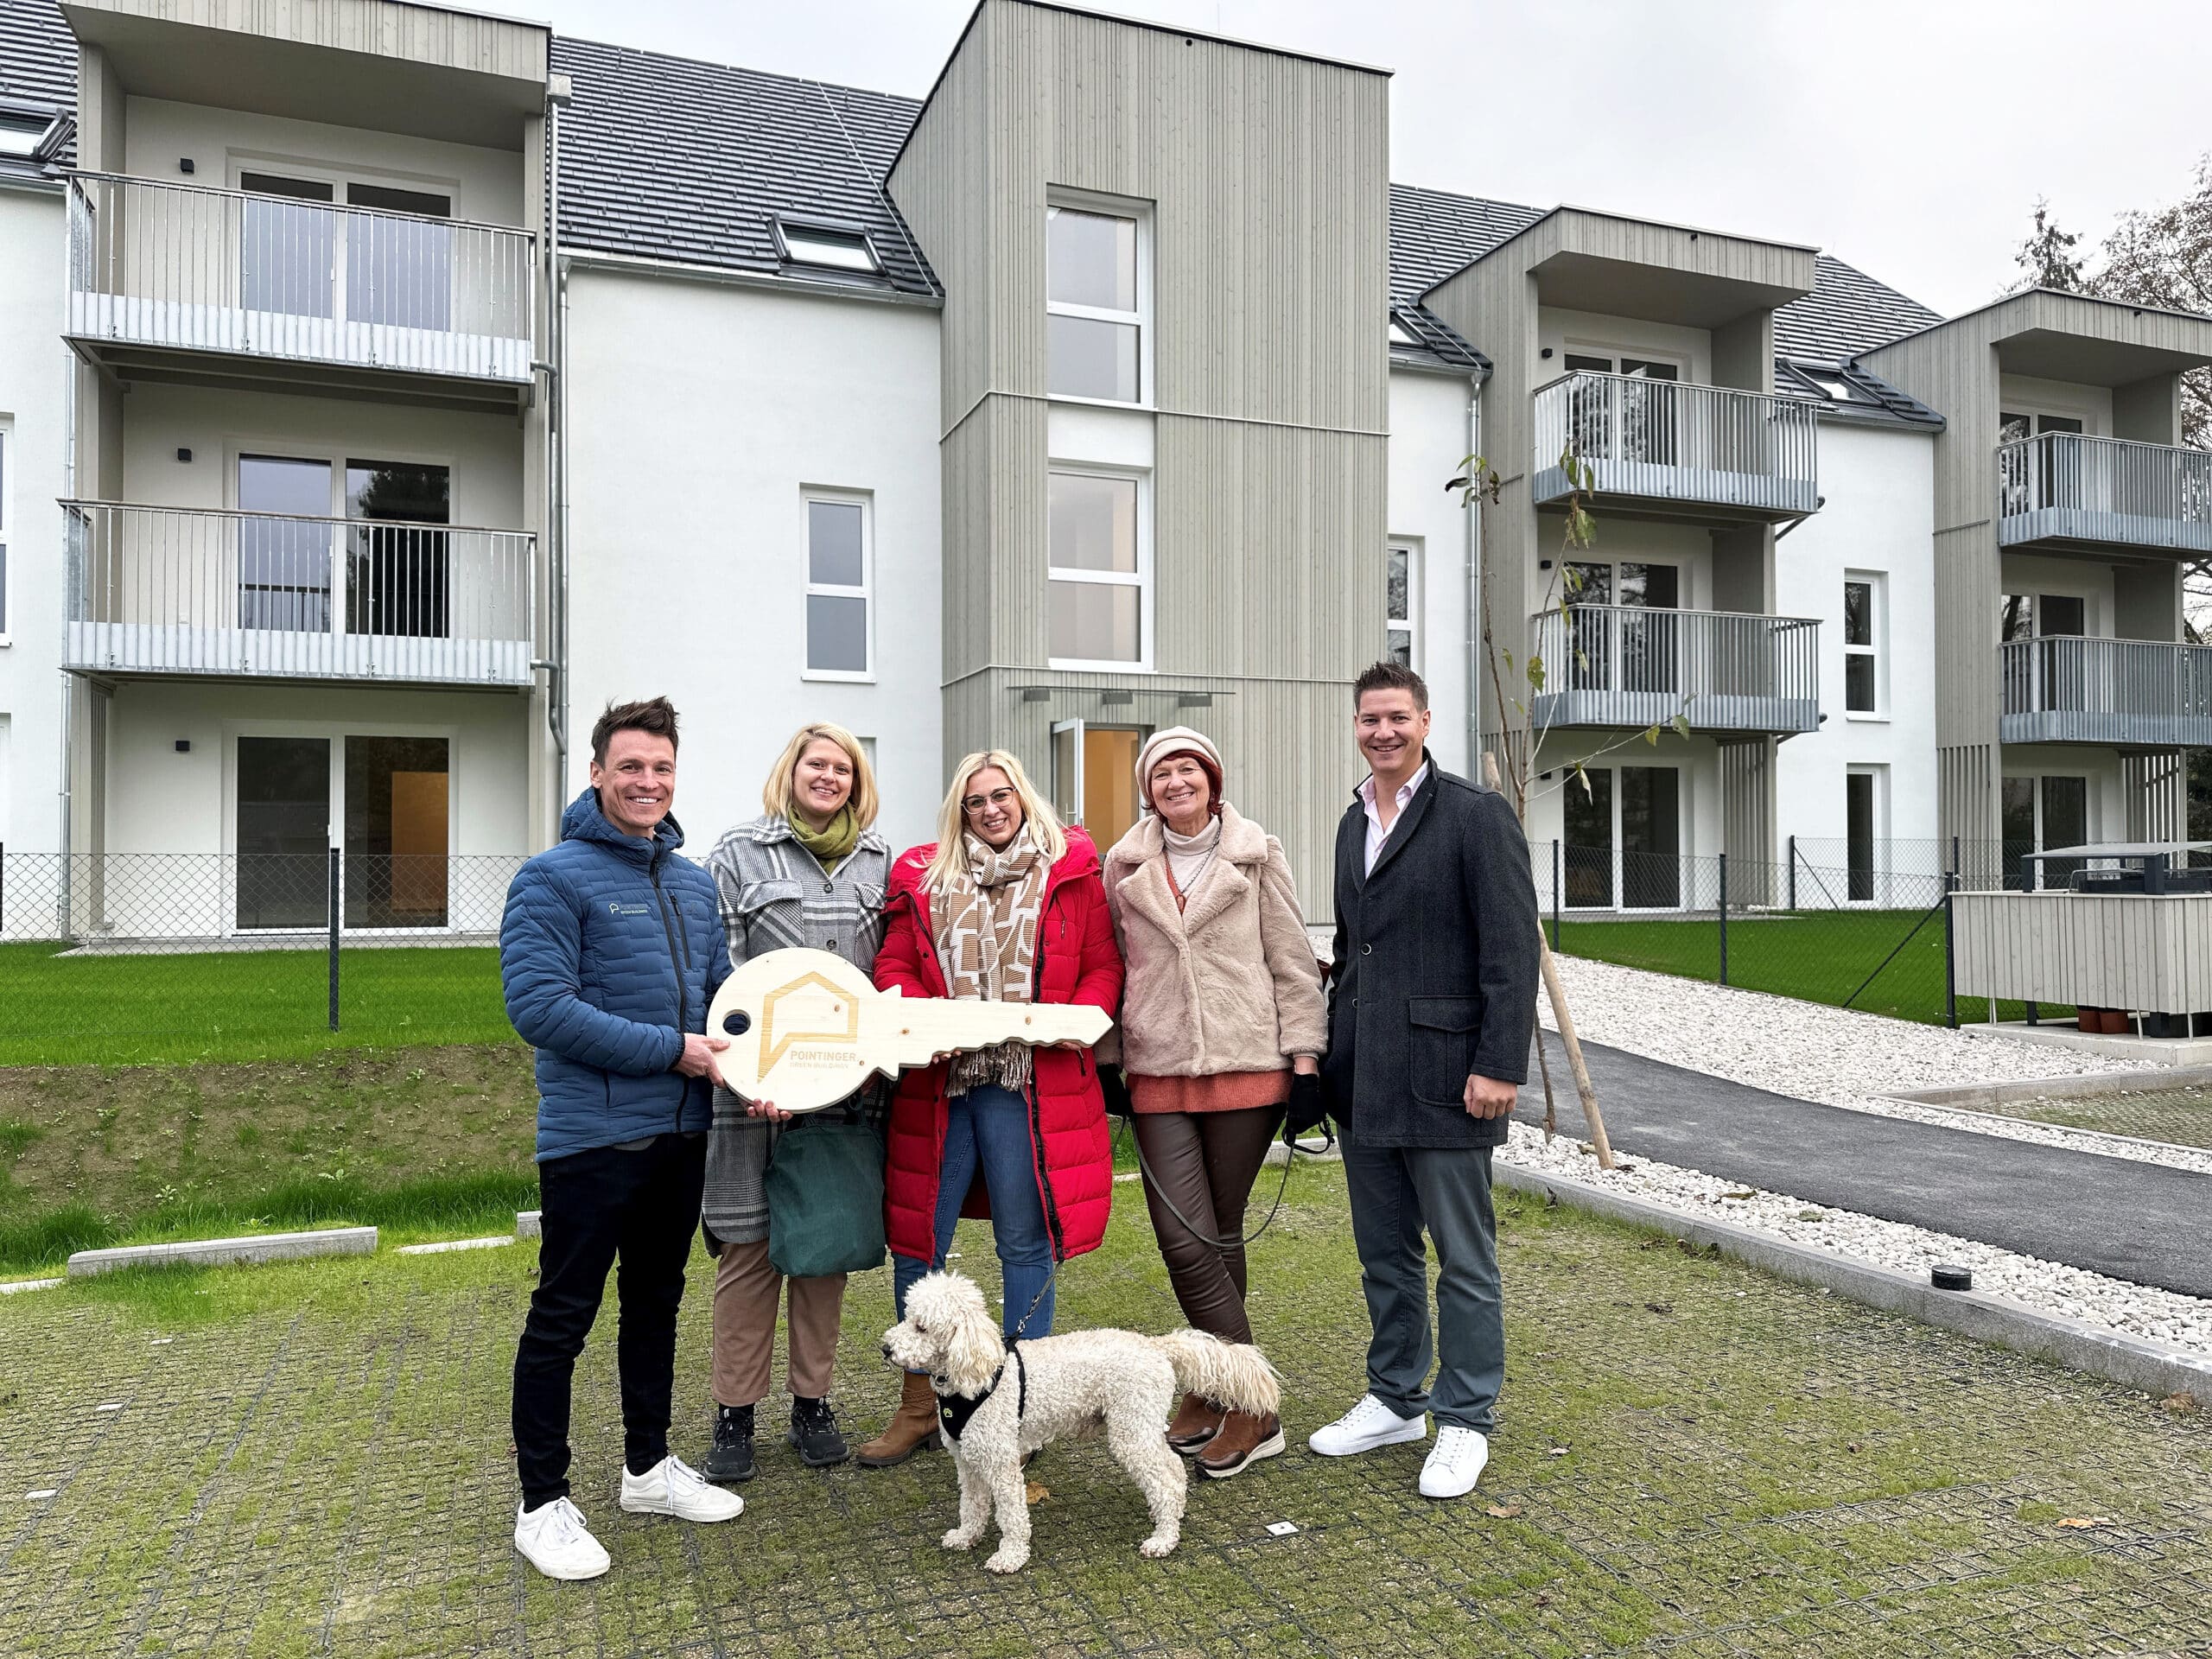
top-left (764, 1103), bottom-right (887, 1279)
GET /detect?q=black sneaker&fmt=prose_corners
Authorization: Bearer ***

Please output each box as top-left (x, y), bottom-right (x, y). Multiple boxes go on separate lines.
top-left (703, 1403), bottom-right (755, 1484)
top-left (788, 1396), bottom-right (849, 1468)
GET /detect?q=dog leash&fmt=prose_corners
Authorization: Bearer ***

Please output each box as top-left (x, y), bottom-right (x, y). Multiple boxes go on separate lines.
top-left (1107, 1109), bottom-right (1331, 1255)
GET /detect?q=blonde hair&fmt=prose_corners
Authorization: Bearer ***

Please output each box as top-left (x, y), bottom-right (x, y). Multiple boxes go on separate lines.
top-left (760, 721), bottom-right (880, 830)
top-left (924, 749), bottom-right (1066, 890)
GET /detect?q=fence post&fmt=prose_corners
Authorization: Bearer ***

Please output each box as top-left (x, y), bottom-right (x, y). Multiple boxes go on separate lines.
top-left (1949, 834), bottom-right (1960, 889)
top-left (1786, 833), bottom-right (1796, 912)
top-left (327, 847), bottom-right (341, 1033)
top-left (1717, 852), bottom-right (1729, 987)
top-left (1551, 838), bottom-right (1561, 950)
top-left (1943, 869), bottom-right (1958, 1029)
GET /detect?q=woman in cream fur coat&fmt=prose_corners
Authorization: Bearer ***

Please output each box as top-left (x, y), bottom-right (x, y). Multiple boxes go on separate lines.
top-left (1101, 728), bottom-right (1327, 1479)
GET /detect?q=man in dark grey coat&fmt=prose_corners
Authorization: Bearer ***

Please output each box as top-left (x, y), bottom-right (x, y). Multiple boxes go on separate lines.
top-left (1308, 662), bottom-right (1540, 1499)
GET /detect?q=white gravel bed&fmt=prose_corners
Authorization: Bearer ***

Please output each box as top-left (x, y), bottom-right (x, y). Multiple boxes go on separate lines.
top-left (1497, 1122), bottom-right (2212, 1356)
top-left (1538, 956), bottom-right (2212, 1177)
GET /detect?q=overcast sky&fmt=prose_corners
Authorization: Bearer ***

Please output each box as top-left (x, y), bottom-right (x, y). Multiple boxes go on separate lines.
top-left (531, 0), bottom-right (2205, 318)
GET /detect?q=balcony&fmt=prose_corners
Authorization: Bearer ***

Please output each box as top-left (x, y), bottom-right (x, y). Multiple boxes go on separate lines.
top-left (66, 175), bottom-right (537, 412)
top-left (1529, 605), bottom-right (1821, 736)
top-left (1531, 372), bottom-right (1819, 523)
top-left (1995, 432), bottom-right (2212, 556)
top-left (1999, 636), bottom-right (2212, 747)
top-left (64, 501), bottom-right (536, 688)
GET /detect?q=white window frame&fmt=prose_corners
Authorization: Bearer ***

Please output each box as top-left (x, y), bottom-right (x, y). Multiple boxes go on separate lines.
top-left (1843, 764), bottom-right (1888, 906)
top-left (220, 717), bottom-right (462, 938)
top-left (1046, 465), bottom-right (1152, 673)
top-left (0, 422), bottom-right (11, 646)
top-left (1045, 189), bottom-right (1153, 410)
top-left (1842, 569), bottom-right (1885, 720)
top-left (773, 219), bottom-right (883, 276)
top-left (801, 487), bottom-right (874, 683)
top-left (1387, 539), bottom-right (1420, 669)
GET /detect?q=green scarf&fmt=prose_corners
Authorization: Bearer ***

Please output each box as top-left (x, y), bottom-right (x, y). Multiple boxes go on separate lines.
top-left (788, 805), bottom-right (861, 874)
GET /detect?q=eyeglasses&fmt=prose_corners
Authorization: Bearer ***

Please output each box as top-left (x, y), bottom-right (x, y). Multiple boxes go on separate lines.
top-left (962, 787), bottom-right (1019, 816)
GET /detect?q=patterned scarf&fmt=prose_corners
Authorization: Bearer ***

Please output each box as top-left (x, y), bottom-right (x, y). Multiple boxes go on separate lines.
top-left (934, 829), bottom-right (1049, 1096)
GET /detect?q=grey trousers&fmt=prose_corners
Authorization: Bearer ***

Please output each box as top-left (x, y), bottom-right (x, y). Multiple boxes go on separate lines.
top-left (1340, 1130), bottom-right (1503, 1433)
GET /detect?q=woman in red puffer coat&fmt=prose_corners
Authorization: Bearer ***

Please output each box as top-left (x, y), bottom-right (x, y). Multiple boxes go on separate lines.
top-left (853, 748), bottom-right (1122, 1467)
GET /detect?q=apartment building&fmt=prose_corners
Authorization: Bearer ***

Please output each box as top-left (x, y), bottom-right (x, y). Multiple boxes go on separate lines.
top-left (0, 0), bottom-right (2203, 938)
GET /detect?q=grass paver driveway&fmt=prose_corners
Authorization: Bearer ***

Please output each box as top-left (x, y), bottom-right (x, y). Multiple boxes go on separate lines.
top-left (2, 1167), bottom-right (2206, 1657)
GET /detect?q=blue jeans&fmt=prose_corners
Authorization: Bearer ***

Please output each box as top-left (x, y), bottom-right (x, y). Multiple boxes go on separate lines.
top-left (893, 1084), bottom-right (1056, 1343)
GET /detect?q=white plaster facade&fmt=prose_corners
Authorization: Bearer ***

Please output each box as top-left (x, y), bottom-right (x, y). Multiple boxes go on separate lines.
top-left (561, 269), bottom-right (944, 856)
top-left (0, 184), bottom-right (67, 856)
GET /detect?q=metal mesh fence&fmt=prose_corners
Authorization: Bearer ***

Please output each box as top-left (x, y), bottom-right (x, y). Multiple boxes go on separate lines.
top-left (0, 850), bottom-right (530, 1058)
top-left (1521, 836), bottom-right (2192, 1027)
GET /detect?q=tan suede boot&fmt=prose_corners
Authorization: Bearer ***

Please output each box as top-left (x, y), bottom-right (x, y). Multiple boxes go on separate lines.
top-left (855, 1371), bottom-right (942, 1468)
top-left (1198, 1410), bottom-right (1285, 1479)
top-left (1166, 1392), bottom-right (1225, 1456)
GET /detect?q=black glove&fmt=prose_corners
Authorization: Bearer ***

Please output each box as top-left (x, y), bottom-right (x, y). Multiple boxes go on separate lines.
top-left (1281, 1071), bottom-right (1328, 1147)
top-left (1099, 1062), bottom-right (1135, 1122)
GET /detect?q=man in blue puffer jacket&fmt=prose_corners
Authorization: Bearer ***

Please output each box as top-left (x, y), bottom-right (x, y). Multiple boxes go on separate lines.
top-left (502, 696), bottom-right (743, 1581)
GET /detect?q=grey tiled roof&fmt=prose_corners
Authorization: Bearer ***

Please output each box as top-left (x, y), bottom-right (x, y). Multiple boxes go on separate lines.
top-left (1777, 255), bottom-right (1942, 364)
top-left (552, 36), bottom-right (937, 296)
top-left (0, 0), bottom-right (73, 180)
top-left (0, 0), bottom-right (1942, 384)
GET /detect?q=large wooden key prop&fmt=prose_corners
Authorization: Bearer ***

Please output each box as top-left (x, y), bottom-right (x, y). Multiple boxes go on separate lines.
top-left (706, 947), bottom-right (1112, 1113)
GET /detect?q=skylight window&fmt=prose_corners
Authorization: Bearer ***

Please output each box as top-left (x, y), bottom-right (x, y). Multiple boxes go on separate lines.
top-left (0, 110), bottom-right (55, 160)
top-left (1802, 370), bottom-right (1866, 404)
top-left (1388, 317), bottom-right (1419, 346)
top-left (778, 222), bottom-right (880, 275)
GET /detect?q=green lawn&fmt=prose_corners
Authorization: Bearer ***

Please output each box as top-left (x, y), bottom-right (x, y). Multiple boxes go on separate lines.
top-left (2, 1168), bottom-right (2204, 1656)
top-left (0, 941), bottom-right (514, 1065)
top-left (1552, 907), bottom-right (2063, 1027)
top-left (0, 1045), bottom-right (537, 1272)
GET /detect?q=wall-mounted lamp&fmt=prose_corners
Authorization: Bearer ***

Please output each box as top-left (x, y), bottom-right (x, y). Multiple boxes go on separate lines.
top-left (179, 158), bottom-right (194, 175)
top-left (1540, 346), bottom-right (1554, 359)
top-left (174, 740), bottom-right (191, 753)
top-left (175, 448), bottom-right (192, 463)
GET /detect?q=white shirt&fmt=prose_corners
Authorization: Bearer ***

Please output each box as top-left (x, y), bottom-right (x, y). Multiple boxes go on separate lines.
top-left (1359, 761), bottom-right (1429, 875)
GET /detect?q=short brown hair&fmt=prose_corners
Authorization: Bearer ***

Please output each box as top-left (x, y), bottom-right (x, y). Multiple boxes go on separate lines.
top-left (1354, 661), bottom-right (1429, 711)
top-left (590, 696), bottom-right (681, 766)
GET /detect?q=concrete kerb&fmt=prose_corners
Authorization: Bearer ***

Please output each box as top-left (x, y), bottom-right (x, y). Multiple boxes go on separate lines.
top-left (517, 1210), bottom-right (542, 1240)
top-left (66, 1227), bottom-right (378, 1279)
top-left (1889, 1064), bottom-right (2212, 1111)
top-left (1491, 1160), bottom-right (2212, 1408)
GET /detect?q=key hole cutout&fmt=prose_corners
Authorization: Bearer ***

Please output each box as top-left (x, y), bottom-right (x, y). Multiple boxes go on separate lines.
top-left (721, 1009), bottom-right (752, 1037)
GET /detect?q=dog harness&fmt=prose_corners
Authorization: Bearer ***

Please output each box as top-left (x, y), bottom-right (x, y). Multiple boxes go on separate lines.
top-left (935, 1344), bottom-right (1027, 1445)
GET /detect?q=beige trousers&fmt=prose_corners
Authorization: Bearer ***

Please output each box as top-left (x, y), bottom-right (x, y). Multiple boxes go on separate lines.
top-left (710, 1238), bottom-right (847, 1407)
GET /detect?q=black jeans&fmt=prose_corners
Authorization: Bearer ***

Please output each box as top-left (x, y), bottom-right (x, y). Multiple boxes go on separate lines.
top-left (512, 1132), bottom-right (707, 1510)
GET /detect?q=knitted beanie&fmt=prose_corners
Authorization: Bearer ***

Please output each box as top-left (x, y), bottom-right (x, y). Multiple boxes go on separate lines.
top-left (1134, 726), bottom-right (1225, 817)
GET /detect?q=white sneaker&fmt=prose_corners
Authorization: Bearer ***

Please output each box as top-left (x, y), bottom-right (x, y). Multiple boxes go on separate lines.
top-left (1306, 1393), bottom-right (1427, 1457)
top-left (514, 1497), bottom-right (611, 1580)
top-left (620, 1454), bottom-right (745, 1523)
top-left (1419, 1426), bottom-right (1491, 1498)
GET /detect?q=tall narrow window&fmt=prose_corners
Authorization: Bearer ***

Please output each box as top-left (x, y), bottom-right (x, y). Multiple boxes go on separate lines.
top-left (1387, 543), bottom-right (1418, 668)
top-left (804, 493), bottom-right (872, 678)
top-left (1048, 470), bottom-right (1145, 666)
top-left (1846, 768), bottom-right (1878, 902)
top-left (1047, 200), bottom-right (1143, 403)
top-left (1843, 574), bottom-right (1881, 715)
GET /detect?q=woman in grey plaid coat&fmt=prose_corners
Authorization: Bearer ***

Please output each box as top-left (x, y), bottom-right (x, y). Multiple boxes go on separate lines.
top-left (696, 722), bottom-right (890, 1484)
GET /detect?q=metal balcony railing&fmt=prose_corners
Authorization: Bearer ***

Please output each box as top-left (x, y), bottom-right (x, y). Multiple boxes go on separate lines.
top-left (1998, 636), bottom-right (2212, 747)
top-left (66, 173), bottom-right (537, 382)
top-left (64, 501), bottom-right (536, 686)
top-left (1529, 605), bottom-right (1821, 736)
top-left (1995, 432), bottom-right (2212, 554)
top-left (1531, 372), bottom-right (1819, 518)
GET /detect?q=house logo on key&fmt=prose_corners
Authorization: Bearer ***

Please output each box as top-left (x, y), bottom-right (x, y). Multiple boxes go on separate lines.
top-left (757, 971), bottom-right (864, 1074)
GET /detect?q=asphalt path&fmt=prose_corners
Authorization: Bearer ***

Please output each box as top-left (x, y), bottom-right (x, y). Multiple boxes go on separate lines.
top-left (1516, 1038), bottom-right (2212, 1300)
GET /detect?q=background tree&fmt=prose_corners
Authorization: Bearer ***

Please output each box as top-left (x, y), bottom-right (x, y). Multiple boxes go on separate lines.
top-left (2012, 162), bottom-right (2212, 623)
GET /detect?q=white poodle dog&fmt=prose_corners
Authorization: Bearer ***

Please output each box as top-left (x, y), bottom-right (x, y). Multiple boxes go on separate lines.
top-left (881, 1270), bottom-right (1281, 1573)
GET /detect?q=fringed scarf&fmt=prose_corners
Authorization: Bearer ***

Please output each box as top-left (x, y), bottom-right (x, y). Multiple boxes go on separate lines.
top-left (934, 829), bottom-right (1049, 1096)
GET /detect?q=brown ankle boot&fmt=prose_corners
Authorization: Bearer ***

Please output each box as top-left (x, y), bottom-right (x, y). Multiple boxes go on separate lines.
top-left (1167, 1392), bottom-right (1225, 1456)
top-left (855, 1371), bottom-right (942, 1468)
top-left (1198, 1410), bottom-right (1285, 1479)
